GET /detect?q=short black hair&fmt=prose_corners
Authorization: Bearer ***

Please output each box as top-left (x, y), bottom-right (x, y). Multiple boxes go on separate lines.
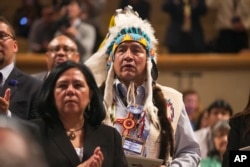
top-left (207, 99), bottom-right (233, 116)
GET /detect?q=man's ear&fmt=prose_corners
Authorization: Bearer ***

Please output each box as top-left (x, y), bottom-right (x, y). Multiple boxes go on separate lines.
top-left (76, 52), bottom-right (80, 62)
top-left (13, 40), bottom-right (18, 53)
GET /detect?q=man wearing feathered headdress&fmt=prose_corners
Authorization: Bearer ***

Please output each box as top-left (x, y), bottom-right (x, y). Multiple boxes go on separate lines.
top-left (85, 6), bottom-right (200, 166)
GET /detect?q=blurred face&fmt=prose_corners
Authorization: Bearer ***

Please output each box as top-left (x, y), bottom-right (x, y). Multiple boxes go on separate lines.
top-left (42, 6), bottom-right (55, 23)
top-left (0, 22), bottom-right (18, 69)
top-left (67, 1), bottom-right (81, 19)
top-left (46, 35), bottom-right (79, 70)
top-left (183, 93), bottom-right (199, 119)
top-left (0, 128), bottom-right (29, 158)
top-left (54, 68), bottom-right (92, 118)
top-left (113, 41), bottom-right (147, 87)
top-left (213, 130), bottom-right (229, 156)
top-left (209, 108), bottom-right (231, 127)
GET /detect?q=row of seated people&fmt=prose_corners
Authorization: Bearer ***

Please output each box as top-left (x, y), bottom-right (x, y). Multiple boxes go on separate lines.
top-left (13, 0), bottom-right (105, 62)
top-left (11, 0), bottom-right (250, 56)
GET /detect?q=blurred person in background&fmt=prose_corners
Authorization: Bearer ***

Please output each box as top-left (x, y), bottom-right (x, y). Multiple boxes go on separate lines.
top-left (206, 0), bottom-right (250, 53)
top-left (31, 34), bottom-right (80, 81)
top-left (53, 0), bottom-right (106, 53)
top-left (182, 89), bottom-right (202, 130)
top-left (162, 0), bottom-right (207, 53)
top-left (55, 0), bottom-right (96, 62)
top-left (195, 109), bottom-right (209, 131)
top-left (201, 120), bottom-right (230, 167)
top-left (0, 116), bottom-right (48, 167)
top-left (195, 99), bottom-right (233, 158)
top-left (28, 4), bottom-right (58, 53)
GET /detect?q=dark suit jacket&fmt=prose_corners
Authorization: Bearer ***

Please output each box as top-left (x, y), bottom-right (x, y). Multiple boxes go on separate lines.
top-left (0, 67), bottom-right (42, 119)
top-left (31, 71), bottom-right (48, 81)
top-left (31, 119), bottom-right (128, 167)
top-left (222, 116), bottom-right (250, 167)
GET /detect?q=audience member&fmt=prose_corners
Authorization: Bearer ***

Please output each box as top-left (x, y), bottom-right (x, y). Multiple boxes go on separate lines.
top-left (0, 16), bottom-right (42, 119)
top-left (119, 0), bottom-right (151, 20)
top-left (195, 109), bottom-right (209, 131)
top-left (0, 116), bottom-right (48, 167)
top-left (78, 0), bottom-right (106, 53)
top-left (32, 61), bottom-right (128, 167)
top-left (79, 0), bottom-right (106, 26)
top-left (28, 4), bottom-right (57, 53)
top-left (206, 0), bottom-right (250, 53)
top-left (162, 0), bottom-right (207, 53)
top-left (12, 0), bottom-right (42, 38)
top-left (53, 0), bottom-right (106, 27)
top-left (55, 0), bottom-right (96, 62)
top-left (182, 89), bottom-right (202, 130)
top-left (85, 6), bottom-right (200, 166)
top-left (201, 120), bottom-right (230, 167)
top-left (222, 92), bottom-right (250, 167)
top-left (195, 99), bottom-right (233, 158)
top-left (31, 34), bottom-right (80, 81)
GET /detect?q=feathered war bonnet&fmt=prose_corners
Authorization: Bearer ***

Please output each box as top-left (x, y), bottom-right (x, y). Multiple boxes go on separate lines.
top-left (85, 6), bottom-right (160, 127)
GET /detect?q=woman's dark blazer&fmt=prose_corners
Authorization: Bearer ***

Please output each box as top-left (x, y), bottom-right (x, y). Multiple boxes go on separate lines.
top-left (31, 119), bottom-right (128, 167)
top-left (222, 115), bottom-right (250, 167)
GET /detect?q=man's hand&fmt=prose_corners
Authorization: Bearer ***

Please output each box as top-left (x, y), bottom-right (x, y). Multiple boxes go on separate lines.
top-left (0, 88), bottom-right (11, 114)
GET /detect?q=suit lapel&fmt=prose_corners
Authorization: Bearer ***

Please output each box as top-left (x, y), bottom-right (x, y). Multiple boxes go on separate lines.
top-left (83, 123), bottom-right (100, 162)
top-left (0, 68), bottom-right (20, 97)
top-left (49, 123), bottom-right (81, 166)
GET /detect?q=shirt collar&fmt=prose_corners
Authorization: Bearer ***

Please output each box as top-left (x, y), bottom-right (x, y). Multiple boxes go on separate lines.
top-left (0, 62), bottom-right (15, 85)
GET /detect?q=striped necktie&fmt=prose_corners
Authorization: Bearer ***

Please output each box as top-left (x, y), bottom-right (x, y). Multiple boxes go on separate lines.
top-left (0, 72), bottom-right (3, 85)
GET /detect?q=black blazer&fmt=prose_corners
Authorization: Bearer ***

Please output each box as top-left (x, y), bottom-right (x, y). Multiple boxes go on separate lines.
top-left (31, 119), bottom-right (128, 167)
top-left (31, 71), bottom-right (48, 81)
top-left (0, 67), bottom-right (42, 119)
top-left (222, 116), bottom-right (250, 167)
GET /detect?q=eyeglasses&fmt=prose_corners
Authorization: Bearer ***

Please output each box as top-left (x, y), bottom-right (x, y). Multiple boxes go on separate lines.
top-left (48, 45), bottom-right (77, 55)
top-left (0, 32), bottom-right (15, 41)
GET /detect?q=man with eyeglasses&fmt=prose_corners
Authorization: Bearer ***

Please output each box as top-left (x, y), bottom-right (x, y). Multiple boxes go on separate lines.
top-left (0, 16), bottom-right (42, 119)
top-left (31, 34), bottom-right (80, 81)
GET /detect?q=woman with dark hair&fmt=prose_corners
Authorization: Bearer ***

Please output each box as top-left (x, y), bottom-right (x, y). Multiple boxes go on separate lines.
top-left (32, 61), bottom-right (128, 167)
top-left (222, 92), bottom-right (250, 167)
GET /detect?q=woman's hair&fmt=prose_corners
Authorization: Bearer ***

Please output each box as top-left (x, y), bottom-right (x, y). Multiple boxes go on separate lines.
top-left (37, 61), bottom-right (106, 126)
top-left (233, 92), bottom-right (250, 138)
